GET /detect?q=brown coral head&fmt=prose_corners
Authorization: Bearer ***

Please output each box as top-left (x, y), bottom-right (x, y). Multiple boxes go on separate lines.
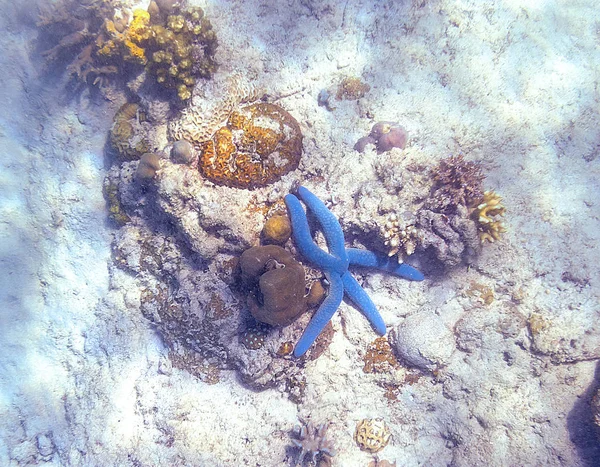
top-left (369, 122), bottom-right (408, 153)
top-left (135, 152), bottom-right (162, 183)
top-left (198, 103), bottom-right (303, 189)
top-left (240, 245), bottom-right (307, 326)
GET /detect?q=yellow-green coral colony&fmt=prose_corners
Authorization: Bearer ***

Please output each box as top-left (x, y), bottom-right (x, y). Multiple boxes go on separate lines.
top-left (90, 2), bottom-right (218, 100)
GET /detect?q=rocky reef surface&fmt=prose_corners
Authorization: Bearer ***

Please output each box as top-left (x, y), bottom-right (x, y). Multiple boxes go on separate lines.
top-left (1, 0), bottom-right (599, 466)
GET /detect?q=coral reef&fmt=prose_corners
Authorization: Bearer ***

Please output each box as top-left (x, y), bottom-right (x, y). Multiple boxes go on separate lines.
top-left (336, 76), bottom-right (371, 100)
top-left (291, 420), bottom-right (336, 466)
top-left (354, 419), bottom-right (391, 453)
top-left (37, 0), bottom-right (217, 99)
top-left (426, 154), bottom-right (484, 214)
top-left (198, 103), bottom-right (303, 189)
top-left (240, 246), bottom-right (307, 326)
top-left (355, 122), bottom-right (408, 154)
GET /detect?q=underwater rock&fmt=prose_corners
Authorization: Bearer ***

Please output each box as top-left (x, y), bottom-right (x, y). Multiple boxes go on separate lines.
top-left (389, 310), bottom-right (455, 371)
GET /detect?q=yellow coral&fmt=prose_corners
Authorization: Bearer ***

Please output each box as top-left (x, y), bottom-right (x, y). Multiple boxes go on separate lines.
top-left (128, 9), bottom-right (151, 42)
top-left (471, 190), bottom-right (506, 243)
top-left (124, 40), bottom-right (147, 64)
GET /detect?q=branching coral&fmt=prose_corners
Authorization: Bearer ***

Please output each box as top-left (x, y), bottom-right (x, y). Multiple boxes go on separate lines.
top-left (37, 0), bottom-right (218, 99)
top-left (427, 154), bottom-right (485, 214)
top-left (470, 190), bottom-right (506, 243)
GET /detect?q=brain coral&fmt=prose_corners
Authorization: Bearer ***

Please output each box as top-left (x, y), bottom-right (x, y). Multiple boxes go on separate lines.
top-left (198, 103), bottom-right (303, 189)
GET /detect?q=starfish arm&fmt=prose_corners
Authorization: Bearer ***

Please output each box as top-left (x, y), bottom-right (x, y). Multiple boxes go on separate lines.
top-left (285, 193), bottom-right (347, 274)
top-left (341, 271), bottom-right (387, 335)
top-left (293, 272), bottom-right (344, 357)
top-left (346, 248), bottom-right (424, 281)
top-left (297, 186), bottom-right (349, 267)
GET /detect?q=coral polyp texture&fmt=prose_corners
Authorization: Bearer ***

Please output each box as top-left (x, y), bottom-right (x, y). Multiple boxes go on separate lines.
top-left (169, 73), bottom-right (261, 144)
top-left (109, 103), bottom-right (155, 161)
top-left (199, 103), bottom-right (303, 189)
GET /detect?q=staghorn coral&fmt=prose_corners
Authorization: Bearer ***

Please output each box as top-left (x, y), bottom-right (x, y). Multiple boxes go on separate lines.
top-left (291, 420), bottom-right (336, 467)
top-left (470, 190), bottom-right (506, 243)
top-left (198, 103), bottom-right (303, 189)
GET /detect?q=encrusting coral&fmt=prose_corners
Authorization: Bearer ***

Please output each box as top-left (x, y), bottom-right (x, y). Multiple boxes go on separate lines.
top-left (109, 102), bottom-right (155, 161)
top-left (336, 76), bottom-right (371, 100)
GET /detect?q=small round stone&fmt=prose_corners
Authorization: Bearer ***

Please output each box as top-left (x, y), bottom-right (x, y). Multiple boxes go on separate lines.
top-left (262, 214), bottom-right (292, 244)
top-left (171, 140), bottom-right (195, 164)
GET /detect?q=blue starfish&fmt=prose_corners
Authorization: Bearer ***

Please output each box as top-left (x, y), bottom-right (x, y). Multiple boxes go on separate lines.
top-left (285, 186), bottom-right (424, 357)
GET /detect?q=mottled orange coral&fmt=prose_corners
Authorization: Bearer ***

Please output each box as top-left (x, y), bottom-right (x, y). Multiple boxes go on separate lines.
top-left (198, 103), bottom-right (303, 189)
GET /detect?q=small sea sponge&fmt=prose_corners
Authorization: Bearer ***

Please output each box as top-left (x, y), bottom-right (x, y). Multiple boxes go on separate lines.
top-left (199, 103), bottom-right (303, 189)
top-left (171, 140), bottom-right (195, 164)
top-left (470, 190), bottom-right (506, 243)
top-left (262, 214), bottom-right (292, 244)
top-left (354, 419), bottom-right (391, 453)
top-left (136, 153), bottom-right (161, 182)
top-left (369, 122), bottom-right (408, 153)
top-left (336, 76), bottom-right (370, 100)
top-left (240, 245), bottom-right (307, 326)
top-left (354, 122), bottom-right (407, 154)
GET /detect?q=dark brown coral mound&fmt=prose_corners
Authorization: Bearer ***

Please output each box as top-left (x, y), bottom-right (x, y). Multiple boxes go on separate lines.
top-left (240, 245), bottom-right (307, 326)
top-left (199, 103), bottom-right (303, 189)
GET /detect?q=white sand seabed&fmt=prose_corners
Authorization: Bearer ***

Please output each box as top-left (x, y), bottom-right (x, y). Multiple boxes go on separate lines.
top-left (0, 0), bottom-right (599, 465)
